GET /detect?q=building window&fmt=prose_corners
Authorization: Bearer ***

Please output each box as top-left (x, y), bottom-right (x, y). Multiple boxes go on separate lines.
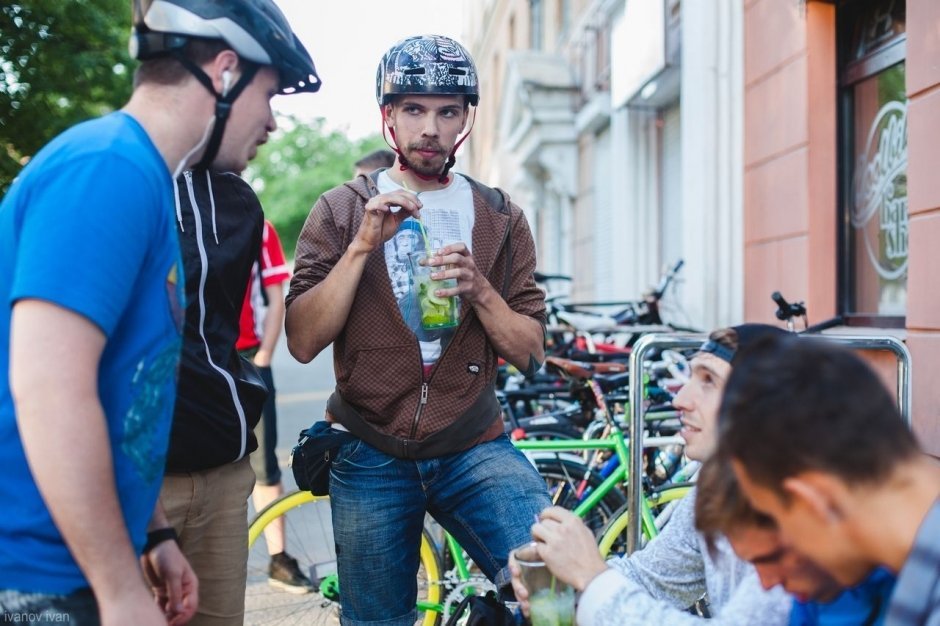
top-left (530, 0), bottom-right (543, 50)
top-left (838, 0), bottom-right (906, 323)
top-left (558, 0), bottom-right (571, 40)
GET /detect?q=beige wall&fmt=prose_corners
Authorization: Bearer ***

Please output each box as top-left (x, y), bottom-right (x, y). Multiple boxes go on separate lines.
top-left (905, 0), bottom-right (940, 452)
top-left (742, 0), bottom-right (835, 325)
top-left (743, 0), bottom-right (940, 453)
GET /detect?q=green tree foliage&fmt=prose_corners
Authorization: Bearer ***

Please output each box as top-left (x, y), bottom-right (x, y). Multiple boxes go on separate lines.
top-left (245, 115), bottom-right (389, 259)
top-left (1, 0), bottom-right (133, 192)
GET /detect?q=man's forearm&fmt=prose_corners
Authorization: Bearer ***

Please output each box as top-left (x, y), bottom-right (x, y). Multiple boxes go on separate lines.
top-left (286, 241), bottom-right (371, 363)
top-left (471, 282), bottom-right (544, 373)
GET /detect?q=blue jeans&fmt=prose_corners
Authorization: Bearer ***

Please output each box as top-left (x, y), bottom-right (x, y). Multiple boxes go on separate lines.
top-left (330, 434), bottom-right (551, 626)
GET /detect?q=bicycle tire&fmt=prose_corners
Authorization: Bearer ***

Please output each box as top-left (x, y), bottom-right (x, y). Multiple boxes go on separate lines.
top-left (533, 457), bottom-right (628, 537)
top-left (245, 490), bottom-right (444, 626)
top-left (596, 484), bottom-right (693, 557)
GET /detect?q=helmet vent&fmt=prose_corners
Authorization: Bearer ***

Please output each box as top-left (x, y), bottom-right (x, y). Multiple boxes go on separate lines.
top-left (403, 68), bottom-right (426, 76)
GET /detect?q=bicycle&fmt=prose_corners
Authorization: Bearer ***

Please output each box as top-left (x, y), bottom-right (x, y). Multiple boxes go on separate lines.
top-left (513, 355), bottom-right (693, 552)
top-left (536, 259), bottom-right (694, 357)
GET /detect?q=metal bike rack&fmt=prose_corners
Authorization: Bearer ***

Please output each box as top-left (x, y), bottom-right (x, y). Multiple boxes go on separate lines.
top-left (625, 331), bottom-right (913, 555)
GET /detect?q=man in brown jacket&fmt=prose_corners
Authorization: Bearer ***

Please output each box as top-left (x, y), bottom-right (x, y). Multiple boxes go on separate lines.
top-left (285, 34), bottom-right (550, 625)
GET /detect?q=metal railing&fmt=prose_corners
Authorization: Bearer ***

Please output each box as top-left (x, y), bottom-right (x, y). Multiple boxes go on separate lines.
top-left (625, 331), bottom-right (913, 555)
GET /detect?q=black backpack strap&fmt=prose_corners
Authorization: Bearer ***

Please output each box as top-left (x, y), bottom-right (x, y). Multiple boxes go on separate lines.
top-left (464, 176), bottom-right (514, 300)
top-left (444, 594), bottom-right (476, 626)
top-left (257, 234), bottom-right (269, 307)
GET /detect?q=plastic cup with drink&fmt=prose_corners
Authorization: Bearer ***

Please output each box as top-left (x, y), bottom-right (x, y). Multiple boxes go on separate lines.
top-left (408, 249), bottom-right (459, 330)
top-left (512, 542), bottom-right (575, 626)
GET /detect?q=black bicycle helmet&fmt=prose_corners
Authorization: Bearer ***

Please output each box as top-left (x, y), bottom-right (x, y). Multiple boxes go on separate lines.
top-left (131, 0), bottom-right (321, 94)
top-left (376, 34), bottom-right (479, 107)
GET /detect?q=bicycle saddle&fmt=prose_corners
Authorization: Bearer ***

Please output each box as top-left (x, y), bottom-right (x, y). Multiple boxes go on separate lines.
top-left (545, 356), bottom-right (627, 380)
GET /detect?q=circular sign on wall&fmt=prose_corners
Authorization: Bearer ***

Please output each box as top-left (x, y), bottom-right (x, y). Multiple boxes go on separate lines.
top-left (851, 100), bottom-right (908, 281)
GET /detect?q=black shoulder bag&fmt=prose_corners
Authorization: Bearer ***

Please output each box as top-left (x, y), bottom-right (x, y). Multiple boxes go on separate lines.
top-left (289, 421), bottom-right (357, 496)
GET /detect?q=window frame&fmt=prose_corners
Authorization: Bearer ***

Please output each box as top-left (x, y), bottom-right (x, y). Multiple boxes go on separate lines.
top-left (836, 0), bottom-right (907, 327)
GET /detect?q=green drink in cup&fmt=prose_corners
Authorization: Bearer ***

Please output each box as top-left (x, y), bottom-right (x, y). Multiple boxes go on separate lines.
top-left (512, 542), bottom-right (575, 626)
top-left (409, 250), bottom-right (459, 330)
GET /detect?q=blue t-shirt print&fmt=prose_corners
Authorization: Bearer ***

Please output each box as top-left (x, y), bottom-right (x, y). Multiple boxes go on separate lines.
top-left (122, 262), bottom-right (185, 484)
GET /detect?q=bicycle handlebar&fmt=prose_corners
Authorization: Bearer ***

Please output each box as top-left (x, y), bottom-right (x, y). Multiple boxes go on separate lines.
top-left (651, 259), bottom-right (684, 300)
top-left (772, 291), bottom-right (807, 322)
top-left (534, 271), bottom-right (572, 284)
top-left (802, 315), bottom-right (843, 334)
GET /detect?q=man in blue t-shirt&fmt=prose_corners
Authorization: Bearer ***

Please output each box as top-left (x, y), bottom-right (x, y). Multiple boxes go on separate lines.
top-left (695, 456), bottom-right (896, 625)
top-left (0, 1), bottom-right (319, 624)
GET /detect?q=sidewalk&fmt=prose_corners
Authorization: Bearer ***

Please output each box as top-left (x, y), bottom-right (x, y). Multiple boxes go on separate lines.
top-left (244, 338), bottom-right (340, 625)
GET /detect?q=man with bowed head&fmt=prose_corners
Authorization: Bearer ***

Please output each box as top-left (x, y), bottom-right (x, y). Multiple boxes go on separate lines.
top-left (286, 34), bottom-right (551, 625)
top-left (695, 455), bottom-right (896, 625)
top-left (717, 336), bottom-right (940, 626)
top-left (0, 0), bottom-right (319, 623)
top-left (512, 325), bottom-right (792, 625)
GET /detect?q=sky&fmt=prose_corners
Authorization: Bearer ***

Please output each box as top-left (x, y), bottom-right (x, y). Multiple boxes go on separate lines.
top-left (271, 0), bottom-right (467, 139)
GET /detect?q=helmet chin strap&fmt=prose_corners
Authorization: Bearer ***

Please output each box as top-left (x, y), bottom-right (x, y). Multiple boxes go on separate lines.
top-left (381, 107), bottom-right (477, 185)
top-left (173, 52), bottom-right (259, 171)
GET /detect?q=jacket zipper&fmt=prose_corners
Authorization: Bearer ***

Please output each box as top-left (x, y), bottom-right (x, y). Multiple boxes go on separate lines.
top-left (408, 382), bottom-right (429, 440)
top-left (406, 208), bottom-right (513, 441)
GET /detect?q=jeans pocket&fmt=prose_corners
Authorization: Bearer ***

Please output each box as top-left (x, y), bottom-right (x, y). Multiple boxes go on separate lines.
top-left (331, 438), bottom-right (363, 467)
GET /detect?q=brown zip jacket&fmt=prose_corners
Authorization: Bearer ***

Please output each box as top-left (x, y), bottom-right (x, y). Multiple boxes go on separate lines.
top-left (286, 172), bottom-right (546, 459)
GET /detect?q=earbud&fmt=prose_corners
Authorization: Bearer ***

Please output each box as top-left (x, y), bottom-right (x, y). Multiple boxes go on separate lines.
top-left (221, 70), bottom-right (233, 97)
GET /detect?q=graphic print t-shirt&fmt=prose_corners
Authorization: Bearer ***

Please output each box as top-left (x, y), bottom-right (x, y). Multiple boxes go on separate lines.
top-left (0, 112), bottom-right (182, 594)
top-left (376, 171), bottom-right (474, 364)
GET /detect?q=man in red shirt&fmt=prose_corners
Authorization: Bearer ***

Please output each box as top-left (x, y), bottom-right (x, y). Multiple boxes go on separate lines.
top-left (238, 220), bottom-right (310, 593)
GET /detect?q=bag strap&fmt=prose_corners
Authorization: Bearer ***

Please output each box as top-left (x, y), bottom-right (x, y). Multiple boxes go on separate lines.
top-left (257, 223), bottom-right (269, 307)
top-left (444, 593), bottom-right (476, 626)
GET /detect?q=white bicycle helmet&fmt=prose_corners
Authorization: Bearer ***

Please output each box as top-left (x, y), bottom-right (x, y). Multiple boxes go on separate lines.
top-left (131, 0), bottom-right (320, 94)
top-left (130, 0), bottom-right (321, 169)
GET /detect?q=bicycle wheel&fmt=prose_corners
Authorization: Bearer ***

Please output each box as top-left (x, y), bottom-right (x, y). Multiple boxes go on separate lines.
top-left (596, 484), bottom-right (693, 557)
top-left (533, 457), bottom-right (628, 538)
top-left (245, 490), bottom-right (444, 626)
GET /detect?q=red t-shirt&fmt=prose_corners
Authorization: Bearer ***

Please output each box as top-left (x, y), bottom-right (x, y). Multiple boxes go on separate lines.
top-left (237, 220), bottom-right (291, 351)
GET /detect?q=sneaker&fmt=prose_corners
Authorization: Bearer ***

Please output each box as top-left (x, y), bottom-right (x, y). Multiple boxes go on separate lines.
top-left (268, 552), bottom-right (315, 594)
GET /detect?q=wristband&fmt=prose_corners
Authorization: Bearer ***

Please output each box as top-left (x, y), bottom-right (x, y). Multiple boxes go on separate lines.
top-left (143, 527), bottom-right (178, 554)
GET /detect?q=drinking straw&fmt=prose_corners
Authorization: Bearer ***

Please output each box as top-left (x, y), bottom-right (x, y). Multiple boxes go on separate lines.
top-left (531, 515), bottom-right (557, 596)
top-left (400, 179), bottom-right (433, 253)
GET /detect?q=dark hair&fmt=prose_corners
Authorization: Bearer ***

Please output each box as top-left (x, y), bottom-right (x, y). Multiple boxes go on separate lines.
top-left (717, 336), bottom-right (918, 497)
top-left (695, 455), bottom-right (776, 552)
top-left (355, 149), bottom-right (396, 171)
top-left (133, 38), bottom-right (230, 88)
top-left (708, 327), bottom-right (738, 352)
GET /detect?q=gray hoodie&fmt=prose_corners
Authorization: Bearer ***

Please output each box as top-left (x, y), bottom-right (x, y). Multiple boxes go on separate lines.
top-left (577, 489), bottom-right (792, 625)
